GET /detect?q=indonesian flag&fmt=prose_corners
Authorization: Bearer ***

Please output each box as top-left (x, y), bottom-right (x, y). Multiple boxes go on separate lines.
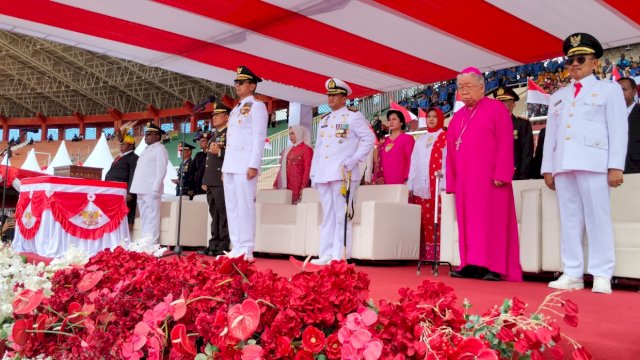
top-left (418, 108), bottom-right (427, 128)
top-left (611, 66), bottom-right (622, 82)
top-left (453, 91), bottom-right (465, 112)
top-left (526, 78), bottom-right (550, 105)
top-left (389, 101), bottom-right (417, 121)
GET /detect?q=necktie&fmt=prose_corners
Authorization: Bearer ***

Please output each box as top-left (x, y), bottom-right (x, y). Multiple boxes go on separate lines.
top-left (113, 155), bottom-right (122, 163)
top-left (573, 82), bottom-right (582, 98)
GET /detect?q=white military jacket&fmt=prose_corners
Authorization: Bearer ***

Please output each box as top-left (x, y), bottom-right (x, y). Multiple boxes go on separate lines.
top-left (222, 95), bottom-right (268, 174)
top-left (310, 106), bottom-right (375, 183)
top-left (130, 141), bottom-right (169, 195)
top-left (541, 75), bottom-right (628, 175)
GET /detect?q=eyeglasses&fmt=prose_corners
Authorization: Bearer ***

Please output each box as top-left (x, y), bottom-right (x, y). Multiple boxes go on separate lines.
top-left (457, 84), bottom-right (479, 93)
top-left (234, 80), bottom-right (249, 86)
top-left (566, 55), bottom-right (593, 65)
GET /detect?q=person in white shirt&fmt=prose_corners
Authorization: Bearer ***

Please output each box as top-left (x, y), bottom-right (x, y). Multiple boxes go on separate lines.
top-left (543, 33), bottom-right (628, 294)
top-left (221, 66), bottom-right (268, 260)
top-left (130, 122), bottom-right (169, 244)
top-left (309, 78), bottom-right (375, 265)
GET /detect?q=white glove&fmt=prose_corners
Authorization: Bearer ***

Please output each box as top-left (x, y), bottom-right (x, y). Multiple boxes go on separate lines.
top-left (343, 158), bottom-right (359, 172)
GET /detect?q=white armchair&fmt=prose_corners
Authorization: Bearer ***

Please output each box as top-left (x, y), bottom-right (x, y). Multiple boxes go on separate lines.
top-left (191, 194), bottom-right (210, 241)
top-left (254, 189), bottom-right (307, 256)
top-left (440, 179), bottom-right (545, 272)
top-left (541, 174), bottom-right (640, 279)
top-left (350, 185), bottom-right (421, 260)
top-left (159, 196), bottom-right (209, 247)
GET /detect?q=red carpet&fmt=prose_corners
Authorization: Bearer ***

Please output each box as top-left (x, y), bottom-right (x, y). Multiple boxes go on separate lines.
top-left (21, 252), bottom-right (640, 359)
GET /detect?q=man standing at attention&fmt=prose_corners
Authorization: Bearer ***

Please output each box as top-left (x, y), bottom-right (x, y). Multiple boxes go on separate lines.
top-left (310, 78), bottom-right (375, 265)
top-left (198, 103), bottom-right (231, 256)
top-left (617, 77), bottom-right (640, 173)
top-left (105, 133), bottom-right (138, 232)
top-left (543, 33), bottom-right (627, 294)
top-left (446, 67), bottom-right (522, 282)
top-left (130, 122), bottom-right (169, 244)
top-left (221, 66), bottom-right (268, 260)
top-left (493, 86), bottom-right (534, 180)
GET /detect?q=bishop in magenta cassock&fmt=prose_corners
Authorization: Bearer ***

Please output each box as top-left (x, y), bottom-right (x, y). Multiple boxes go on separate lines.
top-left (445, 67), bottom-right (522, 282)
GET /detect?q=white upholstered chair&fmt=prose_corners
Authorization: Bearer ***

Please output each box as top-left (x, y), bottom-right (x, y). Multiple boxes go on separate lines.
top-left (254, 189), bottom-right (307, 255)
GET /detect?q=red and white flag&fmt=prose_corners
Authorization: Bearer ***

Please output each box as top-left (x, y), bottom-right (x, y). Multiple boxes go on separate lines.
top-left (611, 66), bottom-right (622, 82)
top-left (389, 101), bottom-right (417, 121)
top-left (418, 108), bottom-right (427, 128)
top-left (453, 91), bottom-right (465, 112)
top-left (526, 78), bottom-right (550, 105)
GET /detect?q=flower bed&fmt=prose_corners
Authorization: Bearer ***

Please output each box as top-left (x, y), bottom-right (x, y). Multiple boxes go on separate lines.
top-left (1, 248), bottom-right (590, 359)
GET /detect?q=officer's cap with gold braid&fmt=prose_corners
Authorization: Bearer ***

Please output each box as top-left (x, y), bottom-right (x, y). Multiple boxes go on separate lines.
top-left (493, 86), bottom-right (520, 102)
top-left (563, 33), bottom-right (603, 59)
top-left (178, 141), bottom-right (195, 150)
top-left (212, 102), bottom-right (232, 114)
top-left (235, 66), bottom-right (262, 83)
top-left (145, 122), bottom-right (166, 135)
top-left (325, 78), bottom-right (352, 96)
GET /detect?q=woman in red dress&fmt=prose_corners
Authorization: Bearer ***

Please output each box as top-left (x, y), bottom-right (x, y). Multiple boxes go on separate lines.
top-left (407, 107), bottom-right (447, 261)
top-left (274, 125), bottom-right (313, 203)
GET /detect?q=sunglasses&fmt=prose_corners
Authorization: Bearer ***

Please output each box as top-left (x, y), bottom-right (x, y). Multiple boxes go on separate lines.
top-left (234, 80), bottom-right (249, 85)
top-left (566, 55), bottom-right (593, 65)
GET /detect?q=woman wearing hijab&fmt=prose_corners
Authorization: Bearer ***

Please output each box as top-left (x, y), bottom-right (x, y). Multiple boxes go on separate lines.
top-left (274, 125), bottom-right (313, 203)
top-left (373, 110), bottom-right (415, 184)
top-left (407, 107), bottom-right (447, 261)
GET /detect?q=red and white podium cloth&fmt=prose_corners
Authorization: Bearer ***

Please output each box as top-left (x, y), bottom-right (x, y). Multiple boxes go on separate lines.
top-left (12, 176), bottom-right (130, 257)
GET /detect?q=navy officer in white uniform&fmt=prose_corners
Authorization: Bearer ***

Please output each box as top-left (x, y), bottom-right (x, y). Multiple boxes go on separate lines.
top-left (543, 33), bottom-right (627, 294)
top-left (310, 78), bottom-right (376, 265)
top-left (221, 66), bottom-right (268, 260)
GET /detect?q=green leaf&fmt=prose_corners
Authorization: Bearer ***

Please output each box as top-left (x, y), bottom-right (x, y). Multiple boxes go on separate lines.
top-left (500, 299), bottom-right (511, 314)
top-left (194, 354), bottom-right (208, 360)
top-left (317, 354), bottom-right (328, 360)
top-left (205, 343), bottom-right (217, 356)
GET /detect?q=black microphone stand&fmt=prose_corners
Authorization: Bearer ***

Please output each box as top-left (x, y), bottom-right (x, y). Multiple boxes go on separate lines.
top-left (0, 132), bottom-right (26, 241)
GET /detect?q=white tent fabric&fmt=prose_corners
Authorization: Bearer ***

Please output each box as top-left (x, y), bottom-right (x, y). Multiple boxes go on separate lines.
top-left (44, 141), bottom-right (72, 175)
top-left (0, 0), bottom-right (638, 105)
top-left (83, 134), bottom-right (114, 180)
top-left (20, 148), bottom-right (41, 172)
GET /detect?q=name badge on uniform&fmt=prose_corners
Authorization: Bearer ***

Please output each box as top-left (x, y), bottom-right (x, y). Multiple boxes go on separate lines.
top-left (335, 123), bottom-right (349, 138)
top-left (553, 99), bottom-right (562, 107)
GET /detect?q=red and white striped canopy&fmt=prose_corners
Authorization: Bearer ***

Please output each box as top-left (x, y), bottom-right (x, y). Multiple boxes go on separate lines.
top-left (0, 0), bottom-right (638, 106)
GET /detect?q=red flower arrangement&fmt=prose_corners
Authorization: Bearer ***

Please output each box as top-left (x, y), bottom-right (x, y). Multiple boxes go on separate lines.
top-left (3, 248), bottom-right (591, 360)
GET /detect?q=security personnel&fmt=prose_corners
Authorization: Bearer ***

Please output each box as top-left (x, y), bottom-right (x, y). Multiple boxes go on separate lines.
top-left (617, 77), bottom-right (640, 173)
top-left (105, 134), bottom-right (138, 231)
top-left (192, 134), bottom-right (209, 195)
top-left (172, 142), bottom-right (195, 198)
top-left (309, 78), bottom-right (376, 265)
top-left (542, 33), bottom-right (627, 294)
top-left (494, 86), bottom-right (534, 180)
top-left (198, 103), bottom-right (230, 256)
top-left (130, 122), bottom-right (169, 244)
top-left (221, 66), bottom-right (268, 260)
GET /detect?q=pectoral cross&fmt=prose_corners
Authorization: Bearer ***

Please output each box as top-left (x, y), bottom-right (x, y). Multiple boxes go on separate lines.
top-left (455, 138), bottom-right (462, 150)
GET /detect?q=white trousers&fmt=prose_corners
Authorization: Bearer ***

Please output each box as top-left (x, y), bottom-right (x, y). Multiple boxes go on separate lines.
top-left (223, 172), bottom-right (258, 254)
top-left (554, 171), bottom-right (615, 278)
top-left (317, 180), bottom-right (358, 260)
top-left (137, 193), bottom-right (161, 244)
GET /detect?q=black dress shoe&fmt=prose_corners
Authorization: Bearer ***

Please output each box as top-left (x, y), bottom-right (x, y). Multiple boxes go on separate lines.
top-left (450, 265), bottom-right (481, 278)
top-left (482, 271), bottom-right (502, 281)
top-left (196, 248), bottom-right (211, 255)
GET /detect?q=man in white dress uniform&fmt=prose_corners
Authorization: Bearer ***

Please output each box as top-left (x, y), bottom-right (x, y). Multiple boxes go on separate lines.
top-left (310, 78), bottom-right (376, 265)
top-left (221, 66), bottom-right (268, 260)
top-left (130, 122), bottom-right (169, 244)
top-left (542, 33), bottom-right (628, 294)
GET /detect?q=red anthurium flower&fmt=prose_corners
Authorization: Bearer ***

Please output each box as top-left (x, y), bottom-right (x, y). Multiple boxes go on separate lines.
top-left (572, 346), bottom-right (592, 360)
top-left (11, 319), bottom-right (33, 346)
top-left (170, 324), bottom-right (197, 355)
top-left (35, 314), bottom-right (48, 341)
top-left (170, 292), bottom-right (187, 321)
top-left (301, 326), bottom-right (326, 353)
top-left (242, 344), bottom-right (263, 360)
top-left (228, 299), bottom-right (261, 341)
top-left (563, 313), bottom-right (579, 327)
top-left (77, 271), bottom-right (104, 292)
top-left (562, 299), bottom-right (579, 316)
top-left (12, 289), bottom-right (44, 315)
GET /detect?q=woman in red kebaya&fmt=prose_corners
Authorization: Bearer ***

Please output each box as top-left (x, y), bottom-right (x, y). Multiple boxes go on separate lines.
top-left (274, 125), bottom-right (313, 203)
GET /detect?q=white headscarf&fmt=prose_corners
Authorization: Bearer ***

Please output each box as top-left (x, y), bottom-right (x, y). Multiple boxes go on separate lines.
top-left (277, 125), bottom-right (311, 189)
